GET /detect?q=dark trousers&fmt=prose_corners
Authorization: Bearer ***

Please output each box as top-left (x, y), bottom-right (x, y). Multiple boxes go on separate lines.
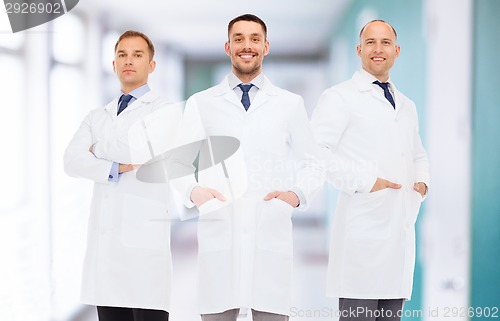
top-left (338, 298), bottom-right (405, 321)
top-left (97, 306), bottom-right (169, 321)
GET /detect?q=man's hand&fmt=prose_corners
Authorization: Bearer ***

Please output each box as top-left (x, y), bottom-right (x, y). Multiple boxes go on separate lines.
top-left (370, 178), bottom-right (402, 193)
top-left (190, 186), bottom-right (226, 208)
top-left (263, 191), bottom-right (300, 208)
top-left (118, 164), bottom-right (140, 173)
top-left (90, 143), bottom-right (138, 174)
top-left (413, 182), bottom-right (427, 198)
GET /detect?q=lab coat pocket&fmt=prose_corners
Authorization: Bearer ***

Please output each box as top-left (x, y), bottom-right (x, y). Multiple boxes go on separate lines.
top-left (257, 198), bottom-right (294, 253)
top-left (121, 194), bottom-right (170, 251)
top-left (198, 197), bottom-right (228, 215)
top-left (347, 188), bottom-right (391, 240)
top-left (197, 201), bottom-right (232, 252)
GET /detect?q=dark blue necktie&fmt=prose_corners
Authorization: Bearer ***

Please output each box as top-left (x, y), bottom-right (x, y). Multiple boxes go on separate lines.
top-left (117, 94), bottom-right (133, 115)
top-left (238, 84), bottom-right (254, 111)
top-left (373, 80), bottom-right (395, 109)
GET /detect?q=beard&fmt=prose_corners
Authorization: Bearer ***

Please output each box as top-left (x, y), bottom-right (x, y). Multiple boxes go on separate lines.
top-left (231, 51), bottom-right (263, 78)
top-left (233, 63), bottom-right (261, 78)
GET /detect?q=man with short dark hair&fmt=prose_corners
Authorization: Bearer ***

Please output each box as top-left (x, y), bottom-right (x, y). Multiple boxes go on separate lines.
top-left (64, 30), bottom-right (176, 321)
top-left (183, 14), bottom-right (323, 321)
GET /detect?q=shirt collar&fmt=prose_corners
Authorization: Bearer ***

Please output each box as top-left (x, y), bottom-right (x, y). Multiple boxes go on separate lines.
top-left (121, 84), bottom-right (150, 99)
top-left (358, 68), bottom-right (394, 88)
top-left (228, 72), bottom-right (264, 90)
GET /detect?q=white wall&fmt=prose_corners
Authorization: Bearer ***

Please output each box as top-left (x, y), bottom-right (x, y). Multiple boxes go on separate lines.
top-left (422, 0), bottom-right (472, 319)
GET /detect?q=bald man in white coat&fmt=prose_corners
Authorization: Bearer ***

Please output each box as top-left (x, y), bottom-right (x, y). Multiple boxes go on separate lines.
top-left (311, 20), bottom-right (430, 321)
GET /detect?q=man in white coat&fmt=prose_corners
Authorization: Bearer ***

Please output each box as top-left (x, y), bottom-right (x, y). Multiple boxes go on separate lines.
top-left (183, 14), bottom-right (323, 321)
top-left (311, 20), bottom-right (430, 321)
top-left (64, 30), bottom-right (175, 321)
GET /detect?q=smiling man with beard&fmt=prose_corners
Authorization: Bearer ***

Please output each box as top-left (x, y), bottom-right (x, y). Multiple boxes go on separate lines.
top-left (180, 13), bottom-right (324, 321)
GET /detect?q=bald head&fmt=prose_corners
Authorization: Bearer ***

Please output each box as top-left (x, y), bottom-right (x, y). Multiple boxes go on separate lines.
top-left (359, 19), bottom-right (397, 41)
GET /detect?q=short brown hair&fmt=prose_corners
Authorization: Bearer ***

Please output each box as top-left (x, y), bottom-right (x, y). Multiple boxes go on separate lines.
top-left (115, 30), bottom-right (155, 61)
top-left (228, 14), bottom-right (267, 39)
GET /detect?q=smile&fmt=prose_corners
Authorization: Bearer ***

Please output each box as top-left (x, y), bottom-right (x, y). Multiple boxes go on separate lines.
top-left (239, 53), bottom-right (255, 59)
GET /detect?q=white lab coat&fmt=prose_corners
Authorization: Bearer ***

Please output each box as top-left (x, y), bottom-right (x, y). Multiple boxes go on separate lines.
top-left (311, 70), bottom-right (430, 299)
top-left (64, 90), bottom-right (182, 311)
top-left (181, 75), bottom-right (323, 316)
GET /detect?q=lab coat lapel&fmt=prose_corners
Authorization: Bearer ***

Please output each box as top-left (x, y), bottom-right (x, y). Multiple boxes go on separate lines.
top-left (391, 84), bottom-right (403, 116)
top-left (217, 77), bottom-right (245, 110)
top-left (223, 90), bottom-right (243, 109)
top-left (217, 75), bottom-right (277, 113)
top-left (246, 76), bottom-right (276, 114)
top-left (370, 89), bottom-right (393, 108)
top-left (353, 71), bottom-right (398, 112)
top-left (353, 71), bottom-right (386, 105)
top-left (104, 97), bottom-right (120, 119)
top-left (370, 88), bottom-right (400, 118)
top-left (104, 90), bottom-right (159, 119)
top-left (120, 91), bottom-right (159, 115)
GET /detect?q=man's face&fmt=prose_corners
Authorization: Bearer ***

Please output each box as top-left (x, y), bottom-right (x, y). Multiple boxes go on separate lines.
top-left (113, 36), bottom-right (155, 92)
top-left (225, 20), bottom-right (269, 81)
top-left (357, 21), bottom-right (400, 82)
